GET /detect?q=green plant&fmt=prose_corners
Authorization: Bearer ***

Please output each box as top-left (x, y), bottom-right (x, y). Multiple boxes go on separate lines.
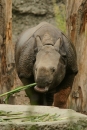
top-left (0, 83), bottom-right (36, 103)
top-left (53, 0), bottom-right (66, 33)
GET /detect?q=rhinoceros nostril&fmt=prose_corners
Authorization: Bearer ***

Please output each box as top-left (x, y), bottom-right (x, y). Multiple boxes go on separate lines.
top-left (36, 77), bottom-right (51, 87)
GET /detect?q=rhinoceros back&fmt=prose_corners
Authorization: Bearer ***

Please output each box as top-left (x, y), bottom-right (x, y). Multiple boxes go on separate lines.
top-left (16, 22), bottom-right (62, 51)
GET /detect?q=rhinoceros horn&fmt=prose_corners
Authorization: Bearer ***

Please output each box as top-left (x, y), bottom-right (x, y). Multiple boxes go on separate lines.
top-left (36, 36), bottom-right (43, 51)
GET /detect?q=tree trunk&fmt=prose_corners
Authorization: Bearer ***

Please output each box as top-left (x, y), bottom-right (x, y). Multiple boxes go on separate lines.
top-left (0, 0), bottom-right (14, 103)
top-left (66, 0), bottom-right (87, 113)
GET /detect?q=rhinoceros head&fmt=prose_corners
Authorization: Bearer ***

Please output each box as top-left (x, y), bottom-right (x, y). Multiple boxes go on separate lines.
top-left (34, 36), bottom-right (66, 93)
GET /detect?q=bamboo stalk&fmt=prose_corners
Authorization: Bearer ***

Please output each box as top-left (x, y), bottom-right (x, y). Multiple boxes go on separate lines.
top-left (0, 83), bottom-right (36, 97)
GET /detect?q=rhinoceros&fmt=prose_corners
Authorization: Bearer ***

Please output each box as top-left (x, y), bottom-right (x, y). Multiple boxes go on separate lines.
top-left (15, 22), bottom-right (78, 108)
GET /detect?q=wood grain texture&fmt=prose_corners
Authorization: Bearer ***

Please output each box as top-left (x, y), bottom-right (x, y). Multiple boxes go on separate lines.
top-left (0, 0), bottom-right (14, 103)
top-left (66, 0), bottom-right (87, 112)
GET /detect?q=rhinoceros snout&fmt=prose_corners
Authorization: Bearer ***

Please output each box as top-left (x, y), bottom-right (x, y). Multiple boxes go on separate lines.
top-left (36, 76), bottom-right (52, 87)
top-left (34, 76), bottom-right (51, 93)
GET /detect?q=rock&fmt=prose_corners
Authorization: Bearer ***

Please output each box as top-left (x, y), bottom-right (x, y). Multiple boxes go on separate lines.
top-left (0, 105), bottom-right (87, 130)
top-left (12, 0), bottom-right (55, 43)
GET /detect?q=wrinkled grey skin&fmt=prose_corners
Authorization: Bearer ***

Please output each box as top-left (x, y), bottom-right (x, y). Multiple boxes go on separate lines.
top-left (15, 22), bottom-right (78, 107)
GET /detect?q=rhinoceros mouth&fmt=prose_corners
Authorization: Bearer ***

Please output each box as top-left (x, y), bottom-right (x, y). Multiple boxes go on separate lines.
top-left (34, 86), bottom-right (49, 93)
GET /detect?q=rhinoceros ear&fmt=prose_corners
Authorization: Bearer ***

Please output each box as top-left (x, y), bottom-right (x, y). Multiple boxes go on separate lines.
top-left (54, 38), bottom-right (66, 56)
top-left (36, 36), bottom-right (43, 51)
top-left (54, 38), bottom-right (61, 51)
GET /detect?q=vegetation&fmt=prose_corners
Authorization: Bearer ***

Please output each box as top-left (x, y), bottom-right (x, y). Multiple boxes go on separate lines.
top-left (0, 83), bottom-right (36, 103)
top-left (0, 110), bottom-right (73, 122)
top-left (53, 0), bottom-right (66, 33)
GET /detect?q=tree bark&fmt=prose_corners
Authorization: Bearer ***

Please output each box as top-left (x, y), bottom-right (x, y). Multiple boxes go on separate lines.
top-left (0, 0), bottom-right (14, 103)
top-left (66, 0), bottom-right (87, 113)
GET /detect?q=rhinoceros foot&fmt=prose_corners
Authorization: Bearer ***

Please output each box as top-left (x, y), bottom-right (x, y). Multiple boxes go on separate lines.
top-left (34, 86), bottom-right (49, 93)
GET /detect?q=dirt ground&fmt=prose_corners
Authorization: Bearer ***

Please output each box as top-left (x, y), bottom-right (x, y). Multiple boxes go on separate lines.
top-left (14, 90), bottom-right (30, 105)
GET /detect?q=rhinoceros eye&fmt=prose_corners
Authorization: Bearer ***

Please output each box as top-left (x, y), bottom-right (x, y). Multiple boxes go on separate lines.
top-left (50, 67), bottom-right (55, 73)
top-left (62, 54), bottom-right (66, 59)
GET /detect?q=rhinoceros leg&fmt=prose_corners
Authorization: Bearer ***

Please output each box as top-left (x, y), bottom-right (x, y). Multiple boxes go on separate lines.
top-left (45, 92), bottom-right (54, 106)
top-left (54, 74), bottom-right (75, 108)
top-left (25, 87), bottom-right (54, 106)
top-left (25, 87), bottom-right (41, 105)
top-left (20, 77), bottom-right (54, 106)
top-left (24, 80), bottom-right (49, 105)
top-left (25, 88), bottom-right (53, 105)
